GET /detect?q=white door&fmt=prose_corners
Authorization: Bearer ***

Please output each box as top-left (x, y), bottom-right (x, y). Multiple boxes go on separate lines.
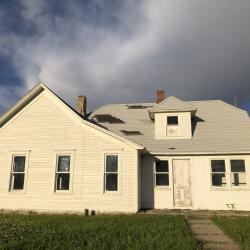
top-left (173, 159), bottom-right (192, 207)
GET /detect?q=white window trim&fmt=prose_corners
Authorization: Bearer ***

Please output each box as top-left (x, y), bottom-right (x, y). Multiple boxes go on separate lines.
top-left (154, 160), bottom-right (170, 189)
top-left (166, 115), bottom-right (181, 137)
top-left (230, 159), bottom-right (247, 190)
top-left (53, 151), bottom-right (75, 194)
top-left (9, 151), bottom-right (30, 194)
top-left (210, 159), bottom-right (228, 189)
top-left (103, 152), bottom-right (121, 195)
top-left (167, 116), bottom-right (179, 125)
top-left (210, 158), bottom-right (248, 191)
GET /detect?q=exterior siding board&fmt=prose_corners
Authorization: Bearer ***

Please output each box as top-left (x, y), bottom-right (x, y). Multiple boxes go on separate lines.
top-left (0, 92), bottom-right (138, 213)
top-left (141, 155), bottom-right (173, 209)
top-left (155, 112), bottom-right (192, 140)
top-left (141, 154), bottom-right (250, 211)
top-left (1, 85), bottom-right (250, 213)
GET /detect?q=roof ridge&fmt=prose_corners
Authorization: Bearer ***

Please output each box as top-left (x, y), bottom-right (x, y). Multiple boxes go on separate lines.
top-left (187, 99), bottom-right (221, 103)
top-left (164, 96), bottom-right (195, 107)
top-left (216, 100), bottom-right (248, 114)
top-left (154, 95), bottom-right (194, 108)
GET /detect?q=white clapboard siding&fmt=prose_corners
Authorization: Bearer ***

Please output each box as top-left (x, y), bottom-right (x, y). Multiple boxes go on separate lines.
top-left (155, 112), bottom-right (192, 140)
top-left (0, 90), bottom-right (139, 213)
top-left (141, 154), bottom-right (250, 211)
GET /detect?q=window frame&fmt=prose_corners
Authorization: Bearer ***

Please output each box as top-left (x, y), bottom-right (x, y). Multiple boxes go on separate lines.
top-left (103, 153), bottom-right (121, 194)
top-left (167, 116), bottom-right (179, 125)
top-left (210, 158), bottom-right (248, 190)
top-left (9, 152), bottom-right (30, 193)
top-left (154, 160), bottom-right (170, 188)
top-left (54, 152), bottom-right (74, 194)
top-left (230, 159), bottom-right (247, 189)
top-left (210, 159), bottom-right (227, 188)
top-left (166, 115), bottom-right (181, 137)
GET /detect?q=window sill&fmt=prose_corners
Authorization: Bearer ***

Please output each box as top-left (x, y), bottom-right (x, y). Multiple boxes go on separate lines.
top-left (53, 190), bottom-right (72, 195)
top-left (211, 187), bottom-right (229, 191)
top-left (103, 191), bottom-right (121, 196)
top-left (154, 186), bottom-right (171, 190)
top-left (8, 190), bottom-right (26, 194)
top-left (231, 187), bottom-right (250, 191)
top-left (211, 187), bottom-right (250, 191)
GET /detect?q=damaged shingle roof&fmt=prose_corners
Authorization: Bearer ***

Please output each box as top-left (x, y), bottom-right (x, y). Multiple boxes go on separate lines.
top-left (89, 98), bottom-right (250, 154)
top-left (91, 114), bottom-right (124, 124)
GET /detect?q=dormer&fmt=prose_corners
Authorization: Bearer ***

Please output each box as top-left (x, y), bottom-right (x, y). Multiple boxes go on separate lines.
top-left (149, 94), bottom-right (196, 140)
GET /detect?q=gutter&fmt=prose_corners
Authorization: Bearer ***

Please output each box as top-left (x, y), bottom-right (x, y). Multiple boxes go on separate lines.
top-left (149, 151), bottom-right (250, 156)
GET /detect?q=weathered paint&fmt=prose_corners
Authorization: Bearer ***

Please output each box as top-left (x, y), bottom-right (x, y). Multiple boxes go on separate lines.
top-left (154, 112), bottom-right (192, 139)
top-left (141, 154), bottom-right (250, 211)
top-left (173, 159), bottom-right (192, 207)
top-left (1, 84), bottom-right (250, 214)
top-left (0, 90), bottom-right (139, 213)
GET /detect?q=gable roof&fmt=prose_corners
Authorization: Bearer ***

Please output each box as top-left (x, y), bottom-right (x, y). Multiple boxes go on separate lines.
top-left (0, 83), bottom-right (44, 127)
top-left (0, 83), bottom-right (144, 150)
top-left (149, 96), bottom-right (196, 119)
top-left (90, 100), bottom-right (250, 155)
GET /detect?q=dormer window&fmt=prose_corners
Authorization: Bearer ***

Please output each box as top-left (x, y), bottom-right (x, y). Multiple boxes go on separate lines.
top-left (166, 115), bottom-right (180, 137)
top-left (149, 96), bottom-right (196, 140)
top-left (167, 116), bottom-right (178, 125)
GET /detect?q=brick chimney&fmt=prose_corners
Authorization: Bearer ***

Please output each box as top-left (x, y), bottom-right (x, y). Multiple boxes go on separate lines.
top-left (76, 95), bottom-right (87, 117)
top-left (156, 90), bottom-right (166, 104)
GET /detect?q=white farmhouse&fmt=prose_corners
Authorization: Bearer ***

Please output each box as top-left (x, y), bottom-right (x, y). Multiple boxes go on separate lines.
top-left (0, 83), bottom-right (250, 213)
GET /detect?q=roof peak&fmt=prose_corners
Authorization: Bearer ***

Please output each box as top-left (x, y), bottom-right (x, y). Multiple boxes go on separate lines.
top-left (151, 95), bottom-right (196, 110)
top-left (148, 96), bottom-right (197, 119)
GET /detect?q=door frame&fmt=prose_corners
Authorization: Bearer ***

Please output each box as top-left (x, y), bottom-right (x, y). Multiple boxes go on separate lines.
top-left (172, 158), bottom-right (193, 208)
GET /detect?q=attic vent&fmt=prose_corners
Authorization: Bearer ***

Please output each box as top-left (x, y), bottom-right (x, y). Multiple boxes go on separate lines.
top-left (120, 130), bottom-right (142, 135)
top-left (93, 114), bottom-right (124, 124)
top-left (126, 105), bottom-right (153, 109)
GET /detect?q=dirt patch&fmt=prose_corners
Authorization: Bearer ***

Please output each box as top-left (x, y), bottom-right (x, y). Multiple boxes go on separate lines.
top-left (140, 209), bottom-right (250, 219)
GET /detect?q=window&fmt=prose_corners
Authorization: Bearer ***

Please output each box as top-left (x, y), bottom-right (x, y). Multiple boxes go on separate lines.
top-left (155, 160), bottom-right (169, 186)
top-left (230, 160), bottom-right (246, 187)
top-left (166, 116), bottom-right (180, 136)
top-left (167, 116), bottom-right (178, 125)
top-left (211, 159), bottom-right (248, 189)
top-left (105, 155), bottom-right (119, 191)
top-left (10, 156), bottom-right (26, 190)
top-left (211, 160), bottom-right (227, 187)
top-left (55, 155), bottom-right (71, 191)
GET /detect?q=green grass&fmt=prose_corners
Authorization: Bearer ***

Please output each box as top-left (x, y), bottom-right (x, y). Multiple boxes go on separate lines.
top-left (0, 214), bottom-right (200, 250)
top-left (213, 216), bottom-right (250, 250)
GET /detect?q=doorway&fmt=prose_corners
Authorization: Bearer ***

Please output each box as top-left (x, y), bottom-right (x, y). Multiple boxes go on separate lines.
top-left (173, 159), bottom-right (192, 207)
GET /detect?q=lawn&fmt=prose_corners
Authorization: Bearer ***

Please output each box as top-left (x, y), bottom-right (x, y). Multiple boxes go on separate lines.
top-left (0, 214), bottom-right (200, 250)
top-left (213, 216), bottom-right (250, 250)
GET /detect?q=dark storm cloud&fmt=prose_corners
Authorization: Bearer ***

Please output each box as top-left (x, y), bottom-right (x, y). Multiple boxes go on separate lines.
top-left (0, 0), bottom-right (250, 113)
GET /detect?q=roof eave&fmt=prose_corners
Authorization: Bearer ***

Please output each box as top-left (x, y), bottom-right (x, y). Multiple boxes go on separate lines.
top-left (149, 151), bottom-right (250, 156)
top-left (149, 108), bottom-right (197, 119)
top-left (0, 82), bottom-right (45, 127)
top-left (0, 82), bottom-right (144, 151)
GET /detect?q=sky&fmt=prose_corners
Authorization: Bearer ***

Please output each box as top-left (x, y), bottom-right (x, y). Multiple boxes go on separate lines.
top-left (0, 0), bottom-right (250, 114)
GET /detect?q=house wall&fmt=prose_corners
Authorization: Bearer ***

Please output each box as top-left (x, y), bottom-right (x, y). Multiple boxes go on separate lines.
top-left (141, 155), bottom-right (173, 209)
top-left (141, 154), bottom-right (250, 211)
top-left (154, 112), bottom-right (192, 139)
top-left (137, 151), bottom-right (142, 210)
top-left (0, 91), bottom-right (139, 213)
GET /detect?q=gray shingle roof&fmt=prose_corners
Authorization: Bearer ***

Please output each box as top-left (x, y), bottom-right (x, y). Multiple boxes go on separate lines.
top-left (89, 99), bottom-right (250, 154)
